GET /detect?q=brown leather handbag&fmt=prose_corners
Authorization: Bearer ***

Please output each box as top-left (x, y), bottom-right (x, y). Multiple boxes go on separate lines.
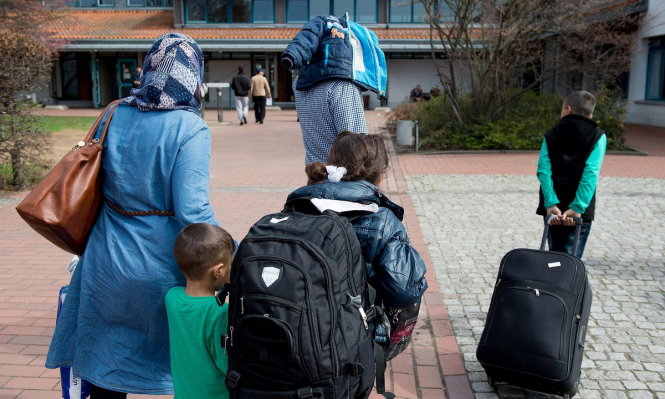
top-left (15, 100), bottom-right (123, 255)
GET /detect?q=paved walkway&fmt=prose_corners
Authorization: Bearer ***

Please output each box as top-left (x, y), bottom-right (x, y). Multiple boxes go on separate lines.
top-left (0, 109), bottom-right (663, 398)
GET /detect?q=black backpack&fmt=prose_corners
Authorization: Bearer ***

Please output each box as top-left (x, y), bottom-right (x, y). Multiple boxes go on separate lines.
top-left (224, 204), bottom-right (375, 399)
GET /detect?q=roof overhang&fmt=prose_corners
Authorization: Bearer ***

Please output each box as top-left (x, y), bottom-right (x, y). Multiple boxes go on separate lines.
top-left (60, 39), bottom-right (451, 52)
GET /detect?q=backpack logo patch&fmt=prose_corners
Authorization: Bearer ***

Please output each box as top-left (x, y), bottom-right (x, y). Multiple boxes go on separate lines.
top-left (261, 266), bottom-right (281, 287)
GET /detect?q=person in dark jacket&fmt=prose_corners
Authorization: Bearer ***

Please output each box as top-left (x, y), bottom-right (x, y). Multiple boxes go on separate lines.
top-left (287, 131), bottom-right (427, 308)
top-left (536, 91), bottom-right (607, 258)
top-left (410, 85), bottom-right (423, 102)
top-left (230, 66), bottom-right (250, 125)
top-left (281, 15), bottom-right (387, 164)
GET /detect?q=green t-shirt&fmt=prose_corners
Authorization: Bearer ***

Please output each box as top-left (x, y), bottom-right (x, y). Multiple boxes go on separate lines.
top-left (165, 286), bottom-right (229, 399)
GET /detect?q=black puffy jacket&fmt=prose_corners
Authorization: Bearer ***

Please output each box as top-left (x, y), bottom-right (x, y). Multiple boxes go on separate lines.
top-left (287, 180), bottom-right (428, 307)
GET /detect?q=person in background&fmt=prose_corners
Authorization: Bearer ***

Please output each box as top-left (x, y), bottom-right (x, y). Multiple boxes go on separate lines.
top-left (131, 66), bottom-right (142, 89)
top-left (429, 85), bottom-right (440, 99)
top-left (536, 91), bottom-right (607, 258)
top-left (281, 14), bottom-right (387, 164)
top-left (410, 85), bottom-right (423, 102)
top-left (230, 66), bottom-right (250, 125)
top-left (249, 67), bottom-right (271, 124)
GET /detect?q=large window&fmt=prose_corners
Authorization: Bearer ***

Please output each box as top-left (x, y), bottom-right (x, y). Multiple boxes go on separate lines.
top-left (646, 36), bottom-right (665, 101)
top-left (286, 0), bottom-right (377, 23)
top-left (77, 0), bottom-right (114, 6)
top-left (333, 0), bottom-right (353, 15)
top-left (253, 0), bottom-right (274, 22)
top-left (287, 0), bottom-right (309, 22)
top-left (127, 0), bottom-right (172, 6)
top-left (309, 0), bottom-right (329, 17)
top-left (185, 0), bottom-right (274, 23)
top-left (390, 0), bottom-right (452, 23)
top-left (355, 1), bottom-right (377, 23)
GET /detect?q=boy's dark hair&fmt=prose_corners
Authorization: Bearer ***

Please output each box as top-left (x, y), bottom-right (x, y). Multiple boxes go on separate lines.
top-left (238, 66), bottom-right (244, 74)
top-left (173, 223), bottom-right (234, 280)
top-left (564, 91), bottom-right (596, 118)
top-left (305, 131), bottom-right (390, 185)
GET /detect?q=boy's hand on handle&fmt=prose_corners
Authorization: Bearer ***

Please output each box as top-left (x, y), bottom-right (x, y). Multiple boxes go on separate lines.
top-left (547, 205), bottom-right (563, 225)
top-left (562, 209), bottom-right (582, 227)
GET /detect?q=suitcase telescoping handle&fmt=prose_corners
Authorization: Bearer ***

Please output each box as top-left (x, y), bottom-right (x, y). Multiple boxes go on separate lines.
top-left (540, 215), bottom-right (583, 255)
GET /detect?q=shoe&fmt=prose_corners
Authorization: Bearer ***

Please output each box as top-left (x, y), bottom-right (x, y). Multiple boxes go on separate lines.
top-left (260, 120), bottom-right (264, 124)
top-left (243, 116), bottom-right (248, 124)
top-left (240, 122), bottom-right (244, 126)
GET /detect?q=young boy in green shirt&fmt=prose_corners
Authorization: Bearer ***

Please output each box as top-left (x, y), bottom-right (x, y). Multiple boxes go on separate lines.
top-left (536, 91), bottom-right (607, 258)
top-left (166, 223), bottom-right (235, 399)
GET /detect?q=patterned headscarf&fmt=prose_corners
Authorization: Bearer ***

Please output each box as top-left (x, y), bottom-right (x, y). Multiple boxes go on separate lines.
top-left (126, 33), bottom-right (204, 114)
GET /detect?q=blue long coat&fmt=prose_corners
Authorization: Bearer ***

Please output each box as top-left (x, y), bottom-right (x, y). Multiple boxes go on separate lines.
top-left (46, 105), bottom-right (218, 394)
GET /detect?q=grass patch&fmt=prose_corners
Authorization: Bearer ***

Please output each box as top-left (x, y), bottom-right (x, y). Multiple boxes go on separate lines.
top-left (36, 116), bottom-right (97, 133)
top-left (0, 162), bottom-right (50, 190)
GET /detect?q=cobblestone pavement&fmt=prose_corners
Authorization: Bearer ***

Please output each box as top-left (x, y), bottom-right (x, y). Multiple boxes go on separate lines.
top-left (1, 108), bottom-right (664, 398)
top-left (407, 174), bottom-right (665, 398)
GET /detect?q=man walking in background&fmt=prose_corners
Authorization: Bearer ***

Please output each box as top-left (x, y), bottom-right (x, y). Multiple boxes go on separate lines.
top-left (132, 66), bottom-right (142, 89)
top-left (250, 67), bottom-right (271, 124)
top-left (231, 66), bottom-right (250, 125)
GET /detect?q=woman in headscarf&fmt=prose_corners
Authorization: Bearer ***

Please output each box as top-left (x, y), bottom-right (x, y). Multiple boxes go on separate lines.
top-left (46, 33), bottom-right (222, 398)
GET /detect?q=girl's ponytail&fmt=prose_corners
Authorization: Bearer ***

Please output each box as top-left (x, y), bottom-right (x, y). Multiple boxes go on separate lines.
top-left (306, 131), bottom-right (389, 186)
top-left (305, 162), bottom-right (329, 185)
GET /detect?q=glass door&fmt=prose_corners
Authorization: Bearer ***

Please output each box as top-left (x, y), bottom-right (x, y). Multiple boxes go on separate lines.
top-left (116, 58), bottom-right (137, 99)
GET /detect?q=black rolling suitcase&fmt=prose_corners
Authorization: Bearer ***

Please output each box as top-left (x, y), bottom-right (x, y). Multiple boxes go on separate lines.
top-left (476, 217), bottom-right (592, 398)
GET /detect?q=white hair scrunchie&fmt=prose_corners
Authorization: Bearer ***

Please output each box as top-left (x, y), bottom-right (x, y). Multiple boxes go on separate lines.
top-left (326, 165), bottom-right (347, 183)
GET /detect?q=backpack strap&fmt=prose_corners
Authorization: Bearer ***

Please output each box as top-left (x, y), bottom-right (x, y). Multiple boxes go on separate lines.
top-left (368, 286), bottom-right (396, 398)
top-left (216, 283), bottom-right (230, 306)
top-left (373, 344), bottom-right (395, 398)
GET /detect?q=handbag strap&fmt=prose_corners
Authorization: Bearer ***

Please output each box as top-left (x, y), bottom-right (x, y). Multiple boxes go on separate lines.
top-left (83, 99), bottom-right (124, 144)
top-left (105, 198), bottom-right (175, 217)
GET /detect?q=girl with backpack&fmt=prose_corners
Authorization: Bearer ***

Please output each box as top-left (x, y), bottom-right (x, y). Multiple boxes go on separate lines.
top-left (289, 131), bottom-right (427, 309)
top-left (288, 132), bottom-right (428, 394)
top-left (226, 131), bottom-right (427, 398)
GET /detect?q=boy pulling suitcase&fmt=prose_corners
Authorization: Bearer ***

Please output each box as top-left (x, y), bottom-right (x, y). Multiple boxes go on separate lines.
top-left (477, 91), bottom-right (604, 397)
top-left (536, 91), bottom-right (607, 258)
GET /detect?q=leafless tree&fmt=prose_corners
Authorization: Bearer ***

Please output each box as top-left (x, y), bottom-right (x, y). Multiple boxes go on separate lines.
top-left (420, 0), bottom-right (642, 124)
top-left (0, 0), bottom-right (67, 50)
top-left (0, 31), bottom-right (53, 189)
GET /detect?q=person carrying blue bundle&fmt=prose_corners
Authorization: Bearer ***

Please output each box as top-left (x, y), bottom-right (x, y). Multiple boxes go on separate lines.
top-left (281, 14), bottom-right (387, 164)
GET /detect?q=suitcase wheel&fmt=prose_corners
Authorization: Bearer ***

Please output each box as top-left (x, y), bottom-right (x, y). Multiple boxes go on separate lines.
top-left (562, 379), bottom-right (579, 398)
top-left (487, 377), bottom-right (503, 388)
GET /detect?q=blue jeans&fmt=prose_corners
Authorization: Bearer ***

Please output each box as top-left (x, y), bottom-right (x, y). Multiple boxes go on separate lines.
top-left (545, 218), bottom-right (592, 259)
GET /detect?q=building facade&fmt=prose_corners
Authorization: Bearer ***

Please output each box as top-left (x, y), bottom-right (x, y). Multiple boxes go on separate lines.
top-left (626, 0), bottom-right (665, 127)
top-left (41, 0), bottom-right (665, 128)
top-left (44, 0), bottom-right (450, 109)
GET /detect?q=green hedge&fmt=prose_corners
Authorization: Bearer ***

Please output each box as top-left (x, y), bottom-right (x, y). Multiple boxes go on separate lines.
top-left (391, 89), bottom-right (627, 151)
